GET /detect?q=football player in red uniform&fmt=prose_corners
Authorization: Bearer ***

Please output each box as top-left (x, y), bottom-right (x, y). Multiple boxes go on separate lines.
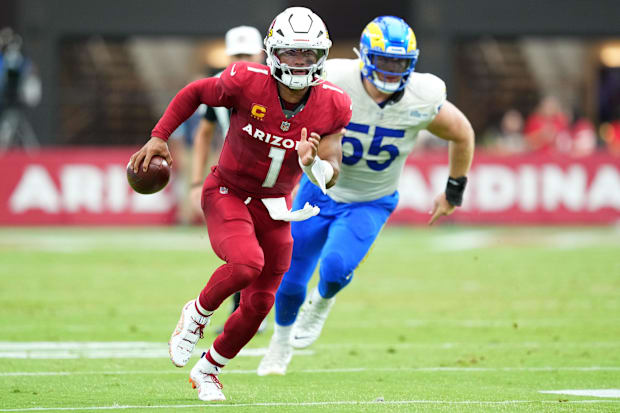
top-left (128, 7), bottom-right (352, 402)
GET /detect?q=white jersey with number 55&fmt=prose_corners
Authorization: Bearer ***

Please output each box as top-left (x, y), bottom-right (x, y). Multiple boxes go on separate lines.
top-left (323, 58), bottom-right (446, 203)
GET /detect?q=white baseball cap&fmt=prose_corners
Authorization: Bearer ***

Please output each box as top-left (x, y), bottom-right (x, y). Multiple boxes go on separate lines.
top-left (225, 26), bottom-right (263, 56)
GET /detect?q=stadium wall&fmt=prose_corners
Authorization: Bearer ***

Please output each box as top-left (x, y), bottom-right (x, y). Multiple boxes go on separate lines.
top-left (1, 148), bottom-right (618, 226)
top-left (13, 0), bottom-right (620, 145)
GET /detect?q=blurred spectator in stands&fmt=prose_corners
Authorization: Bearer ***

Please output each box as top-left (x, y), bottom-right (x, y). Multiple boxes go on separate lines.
top-left (523, 96), bottom-right (571, 153)
top-left (167, 27), bottom-right (264, 225)
top-left (168, 106), bottom-right (206, 224)
top-left (165, 26), bottom-right (265, 226)
top-left (482, 108), bottom-right (526, 155)
top-left (0, 27), bottom-right (41, 150)
top-left (189, 26), bottom-right (264, 221)
top-left (570, 114), bottom-right (597, 157)
top-left (600, 119), bottom-right (620, 156)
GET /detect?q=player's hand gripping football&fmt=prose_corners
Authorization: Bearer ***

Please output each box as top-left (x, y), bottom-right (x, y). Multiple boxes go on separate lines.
top-left (129, 137), bottom-right (173, 173)
top-left (428, 192), bottom-right (456, 225)
top-left (297, 127), bottom-right (321, 167)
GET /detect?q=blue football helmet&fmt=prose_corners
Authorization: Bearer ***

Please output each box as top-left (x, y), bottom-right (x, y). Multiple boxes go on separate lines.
top-left (358, 16), bottom-right (419, 93)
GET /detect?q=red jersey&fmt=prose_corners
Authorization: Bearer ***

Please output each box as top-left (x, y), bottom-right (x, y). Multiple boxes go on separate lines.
top-left (152, 62), bottom-right (352, 197)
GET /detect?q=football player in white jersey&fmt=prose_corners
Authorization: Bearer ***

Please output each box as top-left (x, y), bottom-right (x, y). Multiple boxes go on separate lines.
top-left (258, 16), bottom-right (475, 376)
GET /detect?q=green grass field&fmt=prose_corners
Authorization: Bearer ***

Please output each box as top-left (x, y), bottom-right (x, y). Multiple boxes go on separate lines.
top-left (0, 226), bottom-right (619, 412)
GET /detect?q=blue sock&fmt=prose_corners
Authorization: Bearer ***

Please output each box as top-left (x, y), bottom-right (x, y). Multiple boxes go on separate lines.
top-left (318, 273), bottom-right (353, 299)
top-left (275, 282), bottom-right (306, 326)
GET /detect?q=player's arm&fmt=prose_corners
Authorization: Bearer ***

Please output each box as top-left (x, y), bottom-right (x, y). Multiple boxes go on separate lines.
top-left (189, 118), bottom-right (216, 216)
top-left (427, 100), bottom-right (474, 177)
top-left (425, 100), bottom-right (475, 225)
top-left (191, 118), bottom-right (215, 186)
top-left (130, 73), bottom-right (236, 173)
top-left (297, 127), bottom-right (344, 193)
top-left (298, 89), bottom-right (350, 193)
top-left (316, 128), bottom-right (344, 189)
top-left (303, 92), bottom-right (351, 190)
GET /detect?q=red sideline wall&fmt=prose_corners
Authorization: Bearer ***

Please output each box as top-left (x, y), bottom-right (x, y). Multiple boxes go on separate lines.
top-left (1, 148), bottom-right (619, 225)
top-left (393, 151), bottom-right (619, 225)
top-left (0, 148), bottom-right (176, 225)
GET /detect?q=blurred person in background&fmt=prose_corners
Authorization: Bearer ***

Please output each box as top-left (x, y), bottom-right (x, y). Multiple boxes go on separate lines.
top-left (570, 113), bottom-right (597, 157)
top-left (0, 27), bottom-right (41, 150)
top-left (167, 108), bottom-right (204, 223)
top-left (523, 95), bottom-right (571, 153)
top-left (169, 26), bottom-right (264, 225)
top-left (258, 15), bottom-right (475, 376)
top-left (482, 108), bottom-right (526, 155)
top-left (128, 6), bottom-right (351, 401)
top-left (601, 118), bottom-right (620, 156)
top-left (189, 26), bottom-right (265, 220)
top-left (187, 26), bottom-right (267, 335)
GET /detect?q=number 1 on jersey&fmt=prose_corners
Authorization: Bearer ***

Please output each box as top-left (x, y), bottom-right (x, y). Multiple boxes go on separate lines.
top-left (262, 147), bottom-right (286, 188)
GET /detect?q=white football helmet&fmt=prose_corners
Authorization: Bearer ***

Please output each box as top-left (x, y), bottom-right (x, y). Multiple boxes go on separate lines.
top-left (264, 7), bottom-right (332, 90)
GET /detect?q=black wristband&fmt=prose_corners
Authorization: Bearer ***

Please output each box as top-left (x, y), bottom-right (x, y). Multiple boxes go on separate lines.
top-left (445, 176), bottom-right (468, 207)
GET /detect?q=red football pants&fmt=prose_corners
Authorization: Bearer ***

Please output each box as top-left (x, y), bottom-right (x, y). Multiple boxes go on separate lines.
top-left (198, 172), bottom-right (293, 360)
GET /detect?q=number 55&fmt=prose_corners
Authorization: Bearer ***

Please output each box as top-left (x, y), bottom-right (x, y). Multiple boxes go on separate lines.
top-left (342, 122), bottom-right (405, 171)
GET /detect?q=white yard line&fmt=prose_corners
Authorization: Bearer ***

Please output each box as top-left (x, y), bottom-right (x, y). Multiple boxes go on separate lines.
top-left (0, 342), bottom-right (162, 350)
top-left (314, 341), bottom-right (620, 350)
top-left (2, 366), bottom-right (619, 377)
top-left (403, 318), bottom-right (620, 328)
top-left (0, 343), bottom-right (312, 359)
top-left (540, 389), bottom-right (620, 398)
top-left (1, 399), bottom-right (619, 412)
top-left (1, 341), bottom-right (618, 361)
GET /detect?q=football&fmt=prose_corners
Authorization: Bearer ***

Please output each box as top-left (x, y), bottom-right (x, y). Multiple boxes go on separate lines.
top-left (126, 155), bottom-right (170, 194)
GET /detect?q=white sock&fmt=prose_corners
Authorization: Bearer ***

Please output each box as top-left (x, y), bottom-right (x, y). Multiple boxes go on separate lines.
top-left (194, 297), bottom-right (213, 318)
top-left (196, 355), bottom-right (221, 374)
top-left (208, 345), bottom-right (230, 367)
top-left (311, 287), bottom-right (323, 302)
top-left (310, 286), bottom-right (333, 304)
top-left (273, 324), bottom-right (293, 342)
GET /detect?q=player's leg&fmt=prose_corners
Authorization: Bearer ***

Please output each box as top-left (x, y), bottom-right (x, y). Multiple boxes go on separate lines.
top-left (197, 180), bottom-right (267, 310)
top-left (228, 291), bottom-right (268, 334)
top-left (191, 266), bottom-right (283, 402)
top-left (275, 216), bottom-right (330, 325)
top-left (257, 215), bottom-right (329, 375)
top-left (232, 292), bottom-right (241, 311)
top-left (187, 184), bottom-right (276, 402)
top-left (214, 291), bottom-right (242, 334)
top-left (259, 177), bottom-right (331, 375)
top-left (292, 194), bottom-right (398, 348)
top-left (208, 209), bottom-right (292, 359)
top-left (193, 259), bottom-right (285, 397)
top-left (196, 206), bottom-right (293, 388)
top-left (275, 175), bottom-right (331, 328)
top-left (169, 174), bottom-right (264, 370)
top-left (318, 203), bottom-right (393, 297)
